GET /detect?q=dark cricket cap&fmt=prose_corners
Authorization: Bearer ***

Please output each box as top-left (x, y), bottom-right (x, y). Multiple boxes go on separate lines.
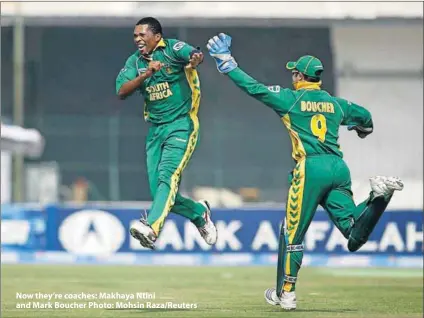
top-left (286, 55), bottom-right (324, 78)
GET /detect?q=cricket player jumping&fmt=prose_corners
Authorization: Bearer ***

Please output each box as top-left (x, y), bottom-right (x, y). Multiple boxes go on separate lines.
top-left (115, 17), bottom-right (217, 249)
top-left (206, 33), bottom-right (404, 310)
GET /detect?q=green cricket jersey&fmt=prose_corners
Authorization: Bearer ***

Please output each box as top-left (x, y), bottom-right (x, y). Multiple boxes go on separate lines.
top-left (116, 38), bottom-right (201, 124)
top-left (227, 68), bottom-right (373, 161)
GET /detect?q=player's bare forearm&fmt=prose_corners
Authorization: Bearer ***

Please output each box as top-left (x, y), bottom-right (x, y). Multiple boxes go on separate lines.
top-left (186, 51), bottom-right (204, 69)
top-left (117, 71), bottom-right (152, 100)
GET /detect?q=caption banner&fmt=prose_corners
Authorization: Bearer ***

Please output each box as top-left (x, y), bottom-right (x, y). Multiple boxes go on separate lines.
top-left (15, 292), bottom-right (198, 310)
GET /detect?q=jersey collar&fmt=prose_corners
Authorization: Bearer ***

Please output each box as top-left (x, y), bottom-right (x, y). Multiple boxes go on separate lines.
top-left (294, 81), bottom-right (322, 91)
top-left (153, 38), bottom-right (166, 51)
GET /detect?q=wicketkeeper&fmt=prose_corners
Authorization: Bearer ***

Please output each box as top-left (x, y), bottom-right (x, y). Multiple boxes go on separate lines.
top-left (206, 33), bottom-right (404, 310)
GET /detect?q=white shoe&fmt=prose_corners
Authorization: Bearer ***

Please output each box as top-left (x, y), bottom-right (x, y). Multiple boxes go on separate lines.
top-left (280, 291), bottom-right (297, 310)
top-left (130, 218), bottom-right (157, 250)
top-left (264, 288), bottom-right (280, 306)
top-left (370, 176), bottom-right (404, 198)
top-left (197, 200), bottom-right (217, 245)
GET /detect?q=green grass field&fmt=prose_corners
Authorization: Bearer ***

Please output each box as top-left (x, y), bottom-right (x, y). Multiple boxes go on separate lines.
top-left (1, 265), bottom-right (422, 318)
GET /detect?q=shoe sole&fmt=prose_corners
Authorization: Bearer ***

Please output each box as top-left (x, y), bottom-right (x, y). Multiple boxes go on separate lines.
top-left (370, 178), bottom-right (404, 198)
top-left (130, 228), bottom-right (155, 250)
top-left (387, 180), bottom-right (404, 191)
top-left (372, 177), bottom-right (404, 189)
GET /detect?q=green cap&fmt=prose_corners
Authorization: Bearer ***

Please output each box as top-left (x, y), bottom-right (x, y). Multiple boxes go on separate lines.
top-left (286, 55), bottom-right (324, 78)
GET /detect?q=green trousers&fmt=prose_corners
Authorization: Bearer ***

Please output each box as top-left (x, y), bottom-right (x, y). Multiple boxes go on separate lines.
top-left (145, 115), bottom-right (206, 235)
top-left (278, 155), bottom-right (392, 294)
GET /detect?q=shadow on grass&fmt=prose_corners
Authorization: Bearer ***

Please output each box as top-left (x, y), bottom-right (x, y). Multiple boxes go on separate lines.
top-left (107, 306), bottom-right (357, 314)
top-left (295, 309), bottom-right (357, 313)
top-left (263, 308), bottom-right (357, 313)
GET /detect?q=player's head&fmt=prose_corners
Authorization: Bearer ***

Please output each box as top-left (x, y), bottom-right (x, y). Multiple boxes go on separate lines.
top-left (286, 55), bottom-right (323, 89)
top-left (134, 17), bottom-right (163, 55)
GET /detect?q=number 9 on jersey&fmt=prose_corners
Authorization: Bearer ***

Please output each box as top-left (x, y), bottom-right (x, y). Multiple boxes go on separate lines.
top-left (311, 114), bottom-right (327, 142)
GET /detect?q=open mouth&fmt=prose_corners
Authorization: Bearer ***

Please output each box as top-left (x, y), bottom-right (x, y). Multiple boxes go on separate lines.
top-left (137, 43), bottom-right (146, 52)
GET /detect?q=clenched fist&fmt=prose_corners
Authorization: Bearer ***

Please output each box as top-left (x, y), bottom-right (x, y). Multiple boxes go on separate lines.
top-left (148, 61), bottom-right (163, 73)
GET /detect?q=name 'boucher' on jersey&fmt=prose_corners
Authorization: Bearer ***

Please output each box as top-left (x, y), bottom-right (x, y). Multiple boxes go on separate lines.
top-left (227, 68), bottom-right (373, 160)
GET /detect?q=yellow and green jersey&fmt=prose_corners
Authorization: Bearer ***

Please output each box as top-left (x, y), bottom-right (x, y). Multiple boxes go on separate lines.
top-left (227, 68), bottom-right (373, 161)
top-left (116, 38), bottom-right (200, 124)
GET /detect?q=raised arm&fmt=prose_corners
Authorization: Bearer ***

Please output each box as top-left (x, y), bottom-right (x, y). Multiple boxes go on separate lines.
top-left (227, 68), bottom-right (289, 111)
top-left (168, 40), bottom-right (204, 69)
top-left (206, 33), bottom-right (291, 114)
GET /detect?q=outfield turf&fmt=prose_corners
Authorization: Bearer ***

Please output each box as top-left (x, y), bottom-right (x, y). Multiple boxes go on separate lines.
top-left (1, 265), bottom-right (422, 318)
